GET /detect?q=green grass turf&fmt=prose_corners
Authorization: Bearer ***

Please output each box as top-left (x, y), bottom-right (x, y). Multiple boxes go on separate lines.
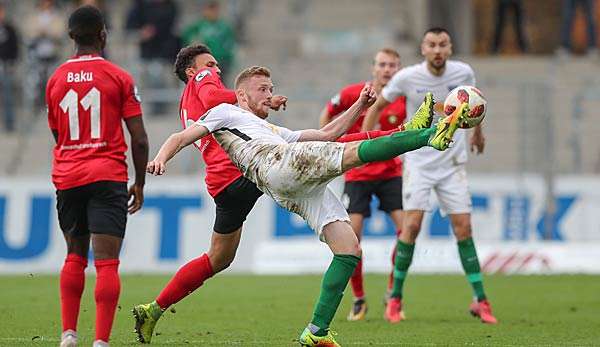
top-left (1, 274), bottom-right (599, 346)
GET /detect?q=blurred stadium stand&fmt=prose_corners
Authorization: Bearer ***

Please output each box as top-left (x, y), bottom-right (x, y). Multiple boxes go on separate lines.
top-left (1, 0), bottom-right (599, 179)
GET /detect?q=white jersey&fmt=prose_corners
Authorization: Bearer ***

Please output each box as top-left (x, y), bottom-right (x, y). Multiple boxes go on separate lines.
top-left (382, 60), bottom-right (475, 170)
top-left (195, 103), bottom-right (302, 176)
top-left (196, 103), bottom-right (349, 238)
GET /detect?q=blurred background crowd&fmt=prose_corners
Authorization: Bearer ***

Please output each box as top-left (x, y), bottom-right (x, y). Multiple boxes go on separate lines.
top-left (0, 0), bottom-right (599, 180)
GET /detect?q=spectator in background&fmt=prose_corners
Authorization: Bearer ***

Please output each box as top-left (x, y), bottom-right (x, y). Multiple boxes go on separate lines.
top-left (491, 0), bottom-right (528, 54)
top-left (183, 1), bottom-right (236, 82)
top-left (23, 0), bottom-right (65, 110)
top-left (558, 0), bottom-right (598, 57)
top-left (126, 0), bottom-right (180, 114)
top-left (0, 1), bottom-right (18, 132)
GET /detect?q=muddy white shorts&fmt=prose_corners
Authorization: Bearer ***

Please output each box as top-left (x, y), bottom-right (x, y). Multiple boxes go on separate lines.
top-left (402, 164), bottom-right (472, 215)
top-left (246, 141), bottom-right (350, 240)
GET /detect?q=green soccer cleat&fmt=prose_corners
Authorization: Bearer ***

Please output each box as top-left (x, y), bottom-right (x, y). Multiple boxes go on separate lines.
top-left (428, 102), bottom-right (469, 151)
top-left (299, 328), bottom-right (341, 346)
top-left (132, 301), bottom-right (163, 344)
top-left (404, 92), bottom-right (434, 130)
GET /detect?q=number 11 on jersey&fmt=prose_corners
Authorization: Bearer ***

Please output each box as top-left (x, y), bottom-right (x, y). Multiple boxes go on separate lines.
top-left (59, 87), bottom-right (101, 141)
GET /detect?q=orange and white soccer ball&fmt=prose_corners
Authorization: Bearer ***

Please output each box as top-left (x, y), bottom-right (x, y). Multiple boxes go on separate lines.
top-left (443, 85), bottom-right (487, 129)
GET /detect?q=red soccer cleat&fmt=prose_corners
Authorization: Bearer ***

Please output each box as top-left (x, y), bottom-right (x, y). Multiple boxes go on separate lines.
top-left (469, 299), bottom-right (498, 324)
top-left (384, 297), bottom-right (406, 323)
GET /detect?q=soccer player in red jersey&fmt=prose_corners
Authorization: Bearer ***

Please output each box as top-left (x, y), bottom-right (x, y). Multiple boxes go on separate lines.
top-left (318, 48), bottom-right (406, 321)
top-left (46, 6), bottom-right (149, 347)
top-left (132, 45), bottom-right (287, 343)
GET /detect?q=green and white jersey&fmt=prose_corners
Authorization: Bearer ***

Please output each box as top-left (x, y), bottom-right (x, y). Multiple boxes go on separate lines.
top-left (382, 60), bottom-right (476, 170)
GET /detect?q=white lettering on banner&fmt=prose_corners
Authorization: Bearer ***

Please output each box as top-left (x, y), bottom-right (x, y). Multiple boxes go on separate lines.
top-left (67, 71), bottom-right (93, 83)
top-left (1, 176), bottom-right (600, 274)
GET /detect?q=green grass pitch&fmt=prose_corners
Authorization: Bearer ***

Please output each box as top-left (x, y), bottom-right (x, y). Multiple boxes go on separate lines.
top-left (1, 274), bottom-right (599, 346)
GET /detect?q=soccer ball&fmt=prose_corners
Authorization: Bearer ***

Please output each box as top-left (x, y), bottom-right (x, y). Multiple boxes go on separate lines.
top-left (443, 85), bottom-right (487, 129)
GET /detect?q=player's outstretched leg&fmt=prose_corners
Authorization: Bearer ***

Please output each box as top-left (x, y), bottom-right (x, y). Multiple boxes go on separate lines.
top-left (133, 253), bottom-right (214, 343)
top-left (458, 237), bottom-right (498, 324)
top-left (133, 230), bottom-right (240, 343)
top-left (348, 102), bottom-right (468, 169)
top-left (299, 221), bottom-right (360, 347)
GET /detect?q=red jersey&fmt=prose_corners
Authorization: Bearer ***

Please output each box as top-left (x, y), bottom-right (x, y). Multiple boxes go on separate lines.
top-left (179, 67), bottom-right (241, 197)
top-left (46, 55), bottom-right (142, 190)
top-left (326, 82), bottom-right (406, 182)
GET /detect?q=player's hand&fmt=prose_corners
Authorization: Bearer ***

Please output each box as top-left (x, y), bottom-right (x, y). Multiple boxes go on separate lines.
top-left (358, 84), bottom-right (377, 108)
top-left (270, 95), bottom-right (288, 111)
top-left (128, 183), bottom-right (144, 214)
top-left (146, 160), bottom-right (166, 176)
top-left (470, 127), bottom-right (485, 154)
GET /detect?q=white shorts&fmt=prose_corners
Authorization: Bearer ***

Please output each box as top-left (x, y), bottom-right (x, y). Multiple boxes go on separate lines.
top-left (246, 141), bottom-right (350, 240)
top-left (402, 164), bottom-right (472, 215)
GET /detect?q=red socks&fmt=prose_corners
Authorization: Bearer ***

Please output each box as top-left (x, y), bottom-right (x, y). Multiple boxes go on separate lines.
top-left (60, 254), bottom-right (88, 332)
top-left (156, 253), bottom-right (214, 310)
top-left (350, 259), bottom-right (365, 299)
top-left (94, 259), bottom-right (120, 342)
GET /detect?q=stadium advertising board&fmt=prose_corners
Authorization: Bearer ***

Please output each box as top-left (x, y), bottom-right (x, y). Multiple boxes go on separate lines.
top-left (0, 176), bottom-right (599, 274)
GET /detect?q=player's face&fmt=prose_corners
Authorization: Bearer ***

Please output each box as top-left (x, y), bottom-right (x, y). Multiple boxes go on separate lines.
top-left (421, 32), bottom-right (452, 70)
top-left (186, 53), bottom-right (220, 80)
top-left (372, 52), bottom-right (400, 86)
top-left (242, 76), bottom-right (273, 119)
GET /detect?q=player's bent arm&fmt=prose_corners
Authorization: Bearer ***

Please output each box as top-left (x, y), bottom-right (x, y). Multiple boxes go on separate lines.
top-left (148, 124), bottom-right (210, 175)
top-left (361, 96), bottom-right (390, 132)
top-left (297, 84), bottom-right (376, 142)
top-left (298, 101), bottom-right (366, 142)
top-left (318, 106), bottom-right (333, 128)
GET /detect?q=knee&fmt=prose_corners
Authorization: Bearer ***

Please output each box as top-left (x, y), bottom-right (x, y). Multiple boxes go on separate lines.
top-left (350, 240), bottom-right (362, 258)
top-left (403, 219), bottom-right (422, 242)
top-left (453, 220), bottom-right (473, 241)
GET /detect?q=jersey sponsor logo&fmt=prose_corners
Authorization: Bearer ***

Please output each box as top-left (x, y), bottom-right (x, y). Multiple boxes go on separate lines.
top-left (416, 88), bottom-right (428, 94)
top-left (330, 93), bottom-right (341, 106)
top-left (66, 70), bottom-right (93, 83)
top-left (195, 69), bottom-right (211, 82)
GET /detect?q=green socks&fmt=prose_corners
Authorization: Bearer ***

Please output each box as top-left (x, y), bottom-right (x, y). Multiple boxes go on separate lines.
top-left (357, 129), bottom-right (434, 163)
top-left (458, 237), bottom-right (487, 301)
top-left (390, 240), bottom-right (415, 299)
top-left (310, 254), bottom-right (360, 336)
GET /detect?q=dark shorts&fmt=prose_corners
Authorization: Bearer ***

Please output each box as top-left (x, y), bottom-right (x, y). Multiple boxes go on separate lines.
top-left (213, 176), bottom-right (263, 234)
top-left (56, 181), bottom-right (128, 238)
top-left (343, 176), bottom-right (403, 217)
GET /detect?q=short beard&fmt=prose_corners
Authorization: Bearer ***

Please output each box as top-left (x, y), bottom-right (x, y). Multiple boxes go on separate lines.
top-left (249, 99), bottom-right (268, 118)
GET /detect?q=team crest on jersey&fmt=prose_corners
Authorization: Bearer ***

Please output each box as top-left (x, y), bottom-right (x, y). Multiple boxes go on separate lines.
top-left (195, 69), bottom-right (211, 82)
top-left (133, 86), bottom-right (141, 103)
top-left (388, 114), bottom-right (398, 124)
top-left (330, 93), bottom-right (341, 106)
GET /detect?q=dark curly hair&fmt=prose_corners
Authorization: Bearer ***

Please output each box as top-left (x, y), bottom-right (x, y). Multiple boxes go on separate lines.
top-left (174, 44), bottom-right (213, 83)
top-left (68, 5), bottom-right (105, 46)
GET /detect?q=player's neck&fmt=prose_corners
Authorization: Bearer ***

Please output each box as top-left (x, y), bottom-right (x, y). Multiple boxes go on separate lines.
top-left (426, 63), bottom-right (446, 77)
top-left (75, 45), bottom-right (101, 57)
